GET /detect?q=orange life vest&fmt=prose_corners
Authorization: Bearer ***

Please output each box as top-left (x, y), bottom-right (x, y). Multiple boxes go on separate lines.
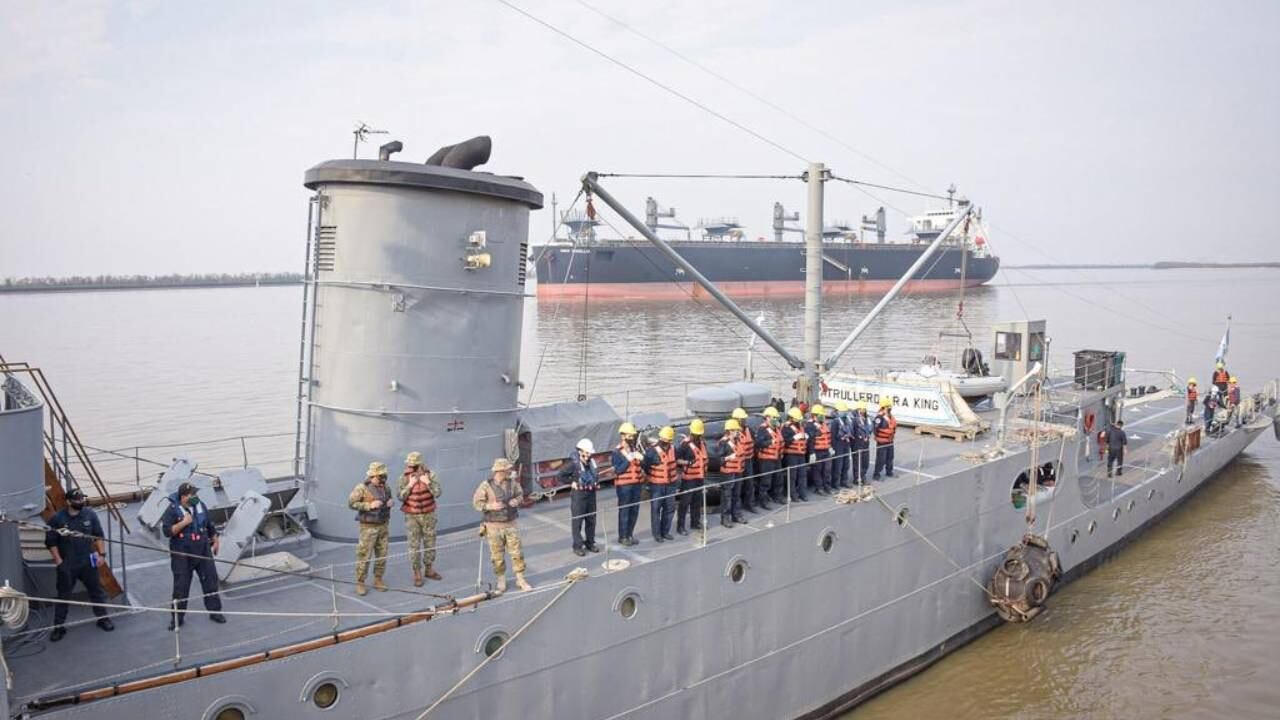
top-left (874, 413), bottom-right (897, 444)
top-left (615, 441), bottom-right (644, 486)
top-left (783, 422), bottom-right (808, 456)
top-left (1187, 385), bottom-right (1198, 403)
top-left (682, 440), bottom-right (708, 480)
top-left (721, 433), bottom-right (745, 475)
top-left (814, 422), bottom-right (832, 451)
top-left (647, 443), bottom-right (678, 485)
top-left (400, 470), bottom-right (437, 514)
top-left (1213, 369), bottom-right (1229, 386)
top-left (738, 426), bottom-right (755, 459)
top-left (757, 425), bottom-right (782, 461)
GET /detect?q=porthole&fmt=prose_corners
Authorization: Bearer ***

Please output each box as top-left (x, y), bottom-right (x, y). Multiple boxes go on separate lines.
top-left (1113, 507), bottom-right (1122, 521)
top-left (818, 528), bottom-right (837, 553)
top-left (312, 682), bottom-right (339, 709)
top-left (895, 506), bottom-right (910, 526)
top-left (204, 698), bottom-right (255, 720)
top-left (1087, 520), bottom-right (1097, 535)
top-left (1127, 500), bottom-right (1136, 512)
top-left (214, 710), bottom-right (245, 720)
top-left (729, 559), bottom-right (747, 584)
top-left (483, 631), bottom-right (509, 657)
top-left (619, 594), bottom-right (638, 619)
top-left (1069, 529), bottom-right (1078, 545)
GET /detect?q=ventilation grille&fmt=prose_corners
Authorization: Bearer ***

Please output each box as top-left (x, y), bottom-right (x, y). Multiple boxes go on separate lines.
top-left (517, 239), bottom-right (529, 287)
top-left (316, 226), bottom-right (337, 272)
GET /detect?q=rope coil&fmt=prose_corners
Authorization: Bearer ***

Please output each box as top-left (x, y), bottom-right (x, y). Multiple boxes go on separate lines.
top-left (0, 582), bottom-right (30, 628)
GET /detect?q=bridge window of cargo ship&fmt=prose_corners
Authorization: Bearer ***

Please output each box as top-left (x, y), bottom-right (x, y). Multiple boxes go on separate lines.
top-left (1028, 332), bottom-right (1046, 362)
top-left (995, 331), bottom-right (1021, 361)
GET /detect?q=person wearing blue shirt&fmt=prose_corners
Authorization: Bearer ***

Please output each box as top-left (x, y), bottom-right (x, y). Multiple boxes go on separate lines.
top-left (850, 402), bottom-right (872, 485)
top-left (559, 439), bottom-right (602, 556)
top-left (45, 488), bottom-right (113, 641)
top-left (160, 482), bottom-right (226, 629)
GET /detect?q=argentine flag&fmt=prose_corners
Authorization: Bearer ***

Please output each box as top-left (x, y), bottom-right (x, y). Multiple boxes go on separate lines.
top-left (1215, 316), bottom-right (1231, 365)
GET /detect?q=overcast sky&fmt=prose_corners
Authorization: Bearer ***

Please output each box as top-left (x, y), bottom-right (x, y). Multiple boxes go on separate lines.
top-left (2, 0), bottom-right (1277, 277)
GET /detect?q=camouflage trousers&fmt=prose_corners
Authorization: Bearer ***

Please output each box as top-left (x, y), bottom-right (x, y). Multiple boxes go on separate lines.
top-left (355, 523), bottom-right (389, 581)
top-left (405, 512), bottom-right (438, 573)
top-left (485, 524), bottom-right (525, 576)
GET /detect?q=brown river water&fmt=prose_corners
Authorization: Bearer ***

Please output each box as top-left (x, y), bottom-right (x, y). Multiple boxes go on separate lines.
top-left (2, 266), bottom-right (1277, 718)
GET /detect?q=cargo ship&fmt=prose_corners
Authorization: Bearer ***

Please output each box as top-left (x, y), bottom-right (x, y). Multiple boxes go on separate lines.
top-left (534, 192), bottom-right (1000, 300)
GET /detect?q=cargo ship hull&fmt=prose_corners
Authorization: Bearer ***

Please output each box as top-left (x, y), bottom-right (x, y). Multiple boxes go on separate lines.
top-left (534, 241), bottom-right (999, 300)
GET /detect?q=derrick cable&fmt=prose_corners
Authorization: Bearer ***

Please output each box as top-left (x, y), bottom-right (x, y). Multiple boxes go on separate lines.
top-left (574, 0), bottom-right (933, 193)
top-left (525, 188), bottom-right (586, 406)
top-left (495, 0), bottom-right (808, 164)
top-left (5, 517), bottom-right (454, 602)
top-left (595, 172), bottom-right (802, 180)
top-left (829, 175), bottom-right (956, 202)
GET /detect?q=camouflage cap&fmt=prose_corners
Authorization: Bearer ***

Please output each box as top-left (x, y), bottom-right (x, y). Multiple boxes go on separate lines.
top-left (367, 461), bottom-right (388, 477)
top-left (405, 451), bottom-right (424, 466)
top-left (491, 458), bottom-right (514, 473)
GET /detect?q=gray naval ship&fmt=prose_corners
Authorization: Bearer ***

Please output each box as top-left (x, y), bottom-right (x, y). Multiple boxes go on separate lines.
top-left (2, 138), bottom-right (1278, 720)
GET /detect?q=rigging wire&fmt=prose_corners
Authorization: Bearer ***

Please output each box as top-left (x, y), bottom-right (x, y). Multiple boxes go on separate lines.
top-left (596, 172), bottom-right (802, 180)
top-left (830, 175), bottom-right (955, 202)
top-left (574, 0), bottom-right (933, 193)
top-left (495, 0), bottom-right (808, 164)
top-left (524, 189), bottom-right (586, 406)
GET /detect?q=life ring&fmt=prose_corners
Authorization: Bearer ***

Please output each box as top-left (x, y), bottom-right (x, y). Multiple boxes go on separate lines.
top-left (1083, 412), bottom-right (1095, 433)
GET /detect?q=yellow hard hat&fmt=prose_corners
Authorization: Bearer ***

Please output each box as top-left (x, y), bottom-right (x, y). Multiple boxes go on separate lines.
top-left (366, 461), bottom-right (387, 478)
top-left (731, 408), bottom-right (749, 420)
top-left (811, 404), bottom-right (827, 416)
top-left (1217, 361), bottom-right (1225, 369)
top-left (689, 418), bottom-right (705, 435)
top-left (724, 418), bottom-right (742, 431)
top-left (762, 406), bottom-right (780, 418)
top-left (619, 422), bottom-right (637, 436)
top-left (857, 401), bottom-right (868, 411)
top-left (1230, 376), bottom-right (1238, 383)
top-left (835, 401), bottom-right (849, 412)
top-left (405, 451), bottom-right (423, 466)
top-left (1187, 377), bottom-right (1197, 385)
top-left (658, 426), bottom-right (675, 441)
top-left (787, 407), bottom-right (803, 421)
top-left (879, 397), bottom-right (893, 408)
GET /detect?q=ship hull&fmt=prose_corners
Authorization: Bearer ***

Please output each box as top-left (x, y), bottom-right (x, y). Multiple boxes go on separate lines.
top-left (29, 407), bottom-right (1273, 720)
top-left (534, 242), bottom-right (1000, 300)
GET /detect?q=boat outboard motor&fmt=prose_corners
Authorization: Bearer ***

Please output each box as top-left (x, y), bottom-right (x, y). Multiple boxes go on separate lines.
top-left (961, 347), bottom-right (988, 377)
top-left (988, 533), bottom-right (1061, 622)
top-left (425, 135), bottom-right (492, 170)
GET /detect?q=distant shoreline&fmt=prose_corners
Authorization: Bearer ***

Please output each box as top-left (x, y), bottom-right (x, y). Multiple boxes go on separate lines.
top-left (0, 274), bottom-right (302, 294)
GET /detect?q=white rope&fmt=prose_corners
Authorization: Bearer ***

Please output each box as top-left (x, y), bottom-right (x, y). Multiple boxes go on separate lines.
top-left (415, 568), bottom-right (589, 719)
top-left (0, 582), bottom-right (29, 627)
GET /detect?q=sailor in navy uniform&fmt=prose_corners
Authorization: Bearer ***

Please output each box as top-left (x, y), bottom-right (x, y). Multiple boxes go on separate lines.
top-left (160, 482), bottom-right (226, 629)
top-left (45, 488), bottom-right (113, 641)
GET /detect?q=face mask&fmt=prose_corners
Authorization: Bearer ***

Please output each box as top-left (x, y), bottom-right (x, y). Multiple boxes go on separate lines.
top-left (183, 494), bottom-right (198, 507)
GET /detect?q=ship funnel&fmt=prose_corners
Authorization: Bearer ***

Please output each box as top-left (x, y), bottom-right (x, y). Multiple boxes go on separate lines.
top-left (425, 135), bottom-right (493, 170)
top-left (378, 140), bottom-right (403, 161)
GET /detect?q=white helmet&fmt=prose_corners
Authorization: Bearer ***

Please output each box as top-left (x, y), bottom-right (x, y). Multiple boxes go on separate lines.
top-left (576, 438), bottom-right (596, 454)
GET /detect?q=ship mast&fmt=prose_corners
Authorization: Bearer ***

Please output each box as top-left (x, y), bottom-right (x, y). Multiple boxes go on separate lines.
top-left (799, 163), bottom-right (828, 405)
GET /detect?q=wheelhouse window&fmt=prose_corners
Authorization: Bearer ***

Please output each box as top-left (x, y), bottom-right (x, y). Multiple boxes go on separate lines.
top-left (1028, 332), bottom-right (1046, 362)
top-left (995, 332), bottom-right (1022, 360)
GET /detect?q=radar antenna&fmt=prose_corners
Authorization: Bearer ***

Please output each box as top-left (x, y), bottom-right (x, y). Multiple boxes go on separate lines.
top-left (352, 122), bottom-right (390, 159)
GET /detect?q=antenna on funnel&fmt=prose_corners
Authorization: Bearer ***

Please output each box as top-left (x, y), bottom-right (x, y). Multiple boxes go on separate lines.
top-left (352, 122), bottom-right (389, 159)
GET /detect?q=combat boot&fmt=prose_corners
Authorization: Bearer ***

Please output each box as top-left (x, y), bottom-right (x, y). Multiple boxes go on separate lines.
top-left (496, 575), bottom-right (507, 593)
top-left (515, 573), bottom-right (532, 592)
top-left (413, 570), bottom-right (423, 587)
top-left (374, 577), bottom-right (388, 592)
top-left (355, 581), bottom-right (368, 596)
top-left (425, 568), bottom-right (442, 581)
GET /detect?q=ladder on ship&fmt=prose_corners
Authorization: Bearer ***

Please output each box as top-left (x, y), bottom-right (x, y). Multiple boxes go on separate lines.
top-left (1, 354), bottom-right (126, 597)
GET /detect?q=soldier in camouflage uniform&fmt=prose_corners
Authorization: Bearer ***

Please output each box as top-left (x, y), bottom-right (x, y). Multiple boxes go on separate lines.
top-left (398, 451), bottom-right (442, 586)
top-left (471, 458), bottom-right (532, 593)
top-left (348, 461), bottom-right (392, 596)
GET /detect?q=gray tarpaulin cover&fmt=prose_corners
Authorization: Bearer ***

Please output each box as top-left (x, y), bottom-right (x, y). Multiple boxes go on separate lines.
top-left (517, 397), bottom-right (622, 462)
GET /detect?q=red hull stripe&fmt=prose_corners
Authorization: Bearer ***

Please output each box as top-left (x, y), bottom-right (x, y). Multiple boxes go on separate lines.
top-left (536, 279), bottom-right (989, 301)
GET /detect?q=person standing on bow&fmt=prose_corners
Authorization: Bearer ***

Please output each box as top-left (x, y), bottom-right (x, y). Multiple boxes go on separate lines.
top-left (1185, 378), bottom-right (1199, 425)
top-left (729, 409), bottom-right (758, 514)
top-left (754, 407), bottom-right (783, 507)
top-left (348, 462), bottom-right (392, 596)
top-left (644, 426), bottom-right (679, 542)
top-left (781, 407), bottom-right (810, 501)
top-left (45, 488), bottom-right (113, 641)
top-left (1203, 388), bottom-right (1220, 430)
top-left (1227, 376), bottom-right (1242, 426)
top-left (872, 398), bottom-right (897, 480)
top-left (719, 419), bottom-right (749, 527)
top-left (1212, 362), bottom-right (1230, 396)
top-left (830, 401), bottom-right (852, 490)
top-left (399, 451), bottom-right (442, 586)
top-left (807, 405), bottom-right (833, 495)
top-left (1106, 421), bottom-right (1127, 477)
top-left (610, 423), bottom-right (646, 546)
top-left (676, 419), bottom-right (709, 535)
top-left (161, 481), bottom-right (226, 628)
top-left (472, 458), bottom-right (531, 593)
top-left (559, 439), bottom-right (602, 556)
top-left (850, 401), bottom-right (873, 485)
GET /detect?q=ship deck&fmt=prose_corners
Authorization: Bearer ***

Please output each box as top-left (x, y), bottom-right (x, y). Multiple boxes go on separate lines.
top-left (8, 384), bottom-right (1197, 709)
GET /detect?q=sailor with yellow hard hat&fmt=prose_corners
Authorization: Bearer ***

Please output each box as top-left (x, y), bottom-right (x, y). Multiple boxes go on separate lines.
top-left (610, 422), bottom-right (646, 546)
top-left (781, 405), bottom-right (811, 501)
top-left (644, 426), bottom-right (680, 542)
top-left (751, 407), bottom-right (780, 509)
top-left (872, 397), bottom-right (897, 480)
top-left (718, 418), bottom-right (749, 527)
top-left (805, 405), bottom-right (834, 495)
top-left (1185, 377), bottom-right (1199, 425)
top-left (675, 418), bottom-right (709, 535)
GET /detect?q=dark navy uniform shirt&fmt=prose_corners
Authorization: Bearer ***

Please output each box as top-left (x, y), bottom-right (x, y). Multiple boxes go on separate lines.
top-left (45, 508), bottom-right (104, 566)
top-left (160, 493), bottom-right (219, 556)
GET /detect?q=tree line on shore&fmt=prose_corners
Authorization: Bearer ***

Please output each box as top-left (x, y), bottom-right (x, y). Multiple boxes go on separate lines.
top-left (1, 272), bottom-right (302, 292)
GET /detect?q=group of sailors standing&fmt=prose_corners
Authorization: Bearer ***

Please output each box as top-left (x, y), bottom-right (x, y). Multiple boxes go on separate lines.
top-left (1185, 362), bottom-right (1242, 432)
top-left (559, 399), bottom-right (902, 550)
